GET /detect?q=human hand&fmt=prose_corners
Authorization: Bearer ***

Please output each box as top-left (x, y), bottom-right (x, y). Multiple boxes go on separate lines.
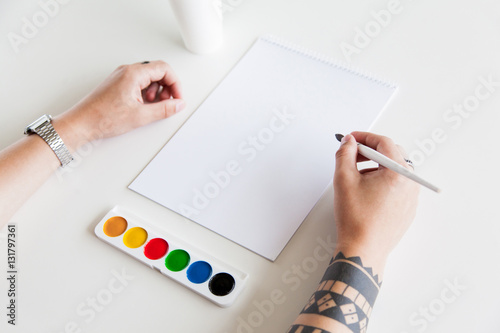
top-left (53, 60), bottom-right (185, 151)
top-left (333, 132), bottom-right (420, 275)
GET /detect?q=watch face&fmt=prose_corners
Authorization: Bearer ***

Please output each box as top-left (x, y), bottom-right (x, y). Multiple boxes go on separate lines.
top-left (25, 114), bottom-right (52, 135)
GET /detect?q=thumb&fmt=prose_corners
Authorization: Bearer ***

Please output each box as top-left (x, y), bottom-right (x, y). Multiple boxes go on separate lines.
top-left (142, 98), bottom-right (186, 122)
top-left (334, 134), bottom-right (359, 181)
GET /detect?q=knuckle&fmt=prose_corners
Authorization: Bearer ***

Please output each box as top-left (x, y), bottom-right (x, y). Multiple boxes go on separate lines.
top-left (115, 64), bottom-right (136, 79)
top-left (335, 147), bottom-right (348, 160)
top-left (153, 60), bottom-right (170, 73)
top-left (164, 104), bottom-right (170, 118)
top-left (161, 102), bottom-right (174, 119)
top-left (122, 64), bottom-right (134, 76)
top-left (378, 136), bottom-right (394, 148)
top-left (115, 64), bottom-right (130, 74)
top-left (116, 64), bottom-right (126, 71)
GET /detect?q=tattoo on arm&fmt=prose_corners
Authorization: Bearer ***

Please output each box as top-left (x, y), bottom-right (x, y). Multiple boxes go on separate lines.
top-left (288, 252), bottom-right (382, 333)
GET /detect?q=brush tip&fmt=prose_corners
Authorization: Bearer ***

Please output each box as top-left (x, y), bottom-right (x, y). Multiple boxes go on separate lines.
top-left (335, 133), bottom-right (344, 142)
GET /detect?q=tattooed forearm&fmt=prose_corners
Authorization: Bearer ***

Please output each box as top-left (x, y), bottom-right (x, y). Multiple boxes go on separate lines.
top-left (288, 252), bottom-right (381, 333)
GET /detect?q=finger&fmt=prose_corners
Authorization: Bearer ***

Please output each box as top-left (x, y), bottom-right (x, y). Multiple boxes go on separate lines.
top-left (336, 134), bottom-right (368, 162)
top-left (140, 98), bottom-right (186, 123)
top-left (396, 144), bottom-right (408, 159)
top-left (334, 134), bottom-right (360, 185)
top-left (356, 154), bottom-right (370, 163)
top-left (144, 82), bottom-right (160, 102)
top-left (159, 84), bottom-right (173, 100)
top-left (351, 131), bottom-right (407, 166)
top-left (131, 61), bottom-right (183, 99)
top-left (165, 80), bottom-right (182, 99)
top-left (396, 144), bottom-right (414, 170)
top-left (359, 167), bottom-right (379, 174)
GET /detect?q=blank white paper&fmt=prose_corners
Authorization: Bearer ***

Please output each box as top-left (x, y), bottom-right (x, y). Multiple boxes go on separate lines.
top-left (129, 36), bottom-right (397, 261)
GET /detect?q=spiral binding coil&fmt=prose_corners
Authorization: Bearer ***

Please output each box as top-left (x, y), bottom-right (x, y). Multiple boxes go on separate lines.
top-left (260, 35), bottom-right (397, 89)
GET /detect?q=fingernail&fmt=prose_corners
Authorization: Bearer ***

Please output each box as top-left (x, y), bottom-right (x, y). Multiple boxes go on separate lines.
top-left (175, 101), bottom-right (186, 113)
top-left (341, 134), bottom-right (351, 145)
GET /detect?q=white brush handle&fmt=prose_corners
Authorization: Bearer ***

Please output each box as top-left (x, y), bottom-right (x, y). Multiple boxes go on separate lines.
top-left (357, 143), bottom-right (441, 193)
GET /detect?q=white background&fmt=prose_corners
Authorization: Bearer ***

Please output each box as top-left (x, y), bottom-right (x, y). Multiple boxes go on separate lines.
top-left (1, 0), bottom-right (499, 332)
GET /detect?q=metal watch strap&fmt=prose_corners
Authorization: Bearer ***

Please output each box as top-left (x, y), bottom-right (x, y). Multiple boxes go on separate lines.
top-left (32, 120), bottom-right (74, 168)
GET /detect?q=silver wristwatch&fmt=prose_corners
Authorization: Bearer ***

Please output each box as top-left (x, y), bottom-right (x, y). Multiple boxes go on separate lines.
top-left (24, 114), bottom-right (74, 167)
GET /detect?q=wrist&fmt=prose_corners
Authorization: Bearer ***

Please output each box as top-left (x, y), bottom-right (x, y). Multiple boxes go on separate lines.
top-left (52, 109), bottom-right (93, 153)
top-left (333, 244), bottom-right (387, 281)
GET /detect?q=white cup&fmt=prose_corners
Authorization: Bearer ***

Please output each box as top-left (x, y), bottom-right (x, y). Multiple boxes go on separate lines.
top-left (168, 0), bottom-right (223, 54)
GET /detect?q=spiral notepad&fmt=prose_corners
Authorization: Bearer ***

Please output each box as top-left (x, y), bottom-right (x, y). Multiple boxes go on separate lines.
top-left (130, 36), bottom-right (397, 261)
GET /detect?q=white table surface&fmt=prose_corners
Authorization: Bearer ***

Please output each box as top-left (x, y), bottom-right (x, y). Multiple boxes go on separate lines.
top-left (1, 0), bottom-right (500, 332)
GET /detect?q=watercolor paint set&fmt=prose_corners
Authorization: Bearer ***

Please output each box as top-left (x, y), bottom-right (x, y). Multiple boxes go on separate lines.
top-left (94, 206), bottom-right (248, 307)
